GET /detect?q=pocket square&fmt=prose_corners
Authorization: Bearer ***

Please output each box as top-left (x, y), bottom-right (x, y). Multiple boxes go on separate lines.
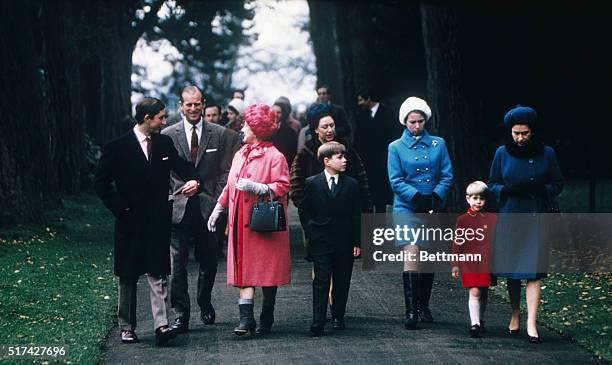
top-left (162, 157), bottom-right (169, 160)
top-left (205, 148), bottom-right (217, 152)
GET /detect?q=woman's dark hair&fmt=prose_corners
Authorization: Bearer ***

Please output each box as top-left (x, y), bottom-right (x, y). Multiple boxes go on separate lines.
top-left (135, 97), bottom-right (165, 124)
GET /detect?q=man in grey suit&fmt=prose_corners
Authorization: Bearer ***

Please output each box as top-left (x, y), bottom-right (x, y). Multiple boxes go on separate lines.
top-left (162, 85), bottom-right (240, 333)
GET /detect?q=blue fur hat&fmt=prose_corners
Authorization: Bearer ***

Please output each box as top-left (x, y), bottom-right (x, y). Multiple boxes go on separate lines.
top-left (503, 105), bottom-right (537, 128)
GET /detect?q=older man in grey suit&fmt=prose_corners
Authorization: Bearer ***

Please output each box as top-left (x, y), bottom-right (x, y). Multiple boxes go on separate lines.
top-left (162, 85), bottom-right (240, 333)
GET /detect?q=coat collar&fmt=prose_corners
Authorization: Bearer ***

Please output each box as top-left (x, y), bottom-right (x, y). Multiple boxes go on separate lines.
top-left (240, 141), bottom-right (274, 160)
top-left (400, 129), bottom-right (433, 148)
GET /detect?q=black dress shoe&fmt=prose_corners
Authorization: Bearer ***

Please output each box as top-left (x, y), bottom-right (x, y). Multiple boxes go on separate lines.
top-left (528, 335), bottom-right (540, 344)
top-left (201, 306), bottom-right (216, 325)
top-left (170, 318), bottom-right (189, 334)
top-left (469, 324), bottom-right (480, 338)
top-left (120, 330), bottom-right (139, 344)
top-left (479, 320), bottom-right (486, 333)
top-left (155, 326), bottom-right (177, 346)
top-left (419, 308), bottom-right (434, 323)
top-left (332, 317), bottom-right (346, 330)
top-left (309, 322), bottom-right (324, 336)
top-left (508, 327), bottom-right (520, 335)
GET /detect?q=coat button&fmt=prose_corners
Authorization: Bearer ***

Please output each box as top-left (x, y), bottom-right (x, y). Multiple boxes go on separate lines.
top-left (426, 179), bottom-right (430, 183)
top-left (247, 173), bottom-right (251, 178)
top-left (530, 177), bottom-right (534, 181)
top-left (421, 146), bottom-right (425, 149)
top-left (425, 167), bottom-right (429, 171)
top-left (423, 156), bottom-right (428, 159)
top-left (413, 146), bottom-right (417, 149)
top-left (528, 159), bottom-right (534, 164)
top-left (415, 157), bottom-right (419, 160)
top-left (416, 168), bottom-right (420, 172)
top-left (418, 179), bottom-right (422, 183)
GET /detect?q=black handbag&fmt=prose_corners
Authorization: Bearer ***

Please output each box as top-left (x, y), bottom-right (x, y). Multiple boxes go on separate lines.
top-left (249, 190), bottom-right (286, 232)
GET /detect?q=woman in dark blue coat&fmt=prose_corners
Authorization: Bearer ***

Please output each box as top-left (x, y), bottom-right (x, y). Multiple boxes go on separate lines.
top-left (488, 105), bottom-right (563, 343)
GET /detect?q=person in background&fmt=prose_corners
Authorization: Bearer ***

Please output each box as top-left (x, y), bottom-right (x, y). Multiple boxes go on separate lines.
top-left (354, 87), bottom-right (403, 213)
top-left (488, 105), bottom-right (563, 344)
top-left (271, 96), bottom-right (299, 169)
top-left (273, 96), bottom-right (301, 133)
top-left (300, 84), bottom-right (353, 151)
top-left (225, 98), bottom-right (245, 132)
top-left (207, 104), bottom-right (291, 337)
top-left (232, 89), bottom-right (245, 100)
top-left (451, 181), bottom-right (497, 338)
top-left (203, 104), bottom-right (222, 125)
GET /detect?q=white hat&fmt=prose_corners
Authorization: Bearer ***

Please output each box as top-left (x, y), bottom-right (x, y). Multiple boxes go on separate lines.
top-left (398, 96), bottom-right (432, 125)
top-left (227, 98), bottom-right (245, 115)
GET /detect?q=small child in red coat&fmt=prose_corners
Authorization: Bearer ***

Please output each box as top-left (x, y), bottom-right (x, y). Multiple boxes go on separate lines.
top-left (451, 181), bottom-right (497, 338)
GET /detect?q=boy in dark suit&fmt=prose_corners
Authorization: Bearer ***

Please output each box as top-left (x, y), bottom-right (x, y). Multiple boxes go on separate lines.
top-left (298, 141), bottom-right (361, 336)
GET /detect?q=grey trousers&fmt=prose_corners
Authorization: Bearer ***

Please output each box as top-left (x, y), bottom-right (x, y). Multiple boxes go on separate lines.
top-left (118, 275), bottom-right (169, 331)
top-left (170, 200), bottom-right (218, 321)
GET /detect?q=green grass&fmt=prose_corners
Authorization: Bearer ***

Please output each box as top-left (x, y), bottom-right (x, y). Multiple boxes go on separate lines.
top-left (0, 191), bottom-right (116, 364)
top-left (491, 273), bottom-right (611, 361)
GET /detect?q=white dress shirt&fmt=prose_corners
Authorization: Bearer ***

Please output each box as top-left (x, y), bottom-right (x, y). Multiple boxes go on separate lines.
top-left (183, 118), bottom-right (203, 150)
top-left (324, 170), bottom-right (339, 191)
top-left (370, 102), bottom-right (380, 119)
top-left (133, 125), bottom-right (150, 160)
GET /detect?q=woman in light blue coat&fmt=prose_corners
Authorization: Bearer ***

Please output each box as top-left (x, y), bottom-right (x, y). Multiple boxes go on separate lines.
top-left (387, 97), bottom-right (453, 329)
top-left (489, 105), bottom-right (563, 343)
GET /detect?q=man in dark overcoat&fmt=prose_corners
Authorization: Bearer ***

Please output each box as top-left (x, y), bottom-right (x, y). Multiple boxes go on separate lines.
top-left (94, 97), bottom-right (199, 346)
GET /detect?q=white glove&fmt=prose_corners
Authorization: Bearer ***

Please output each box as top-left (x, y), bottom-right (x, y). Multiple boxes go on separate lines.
top-left (236, 178), bottom-right (269, 195)
top-left (207, 202), bottom-right (225, 232)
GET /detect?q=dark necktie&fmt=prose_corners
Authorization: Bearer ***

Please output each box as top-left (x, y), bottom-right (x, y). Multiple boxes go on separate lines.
top-left (190, 125), bottom-right (199, 163)
top-left (330, 176), bottom-right (337, 196)
top-left (145, 136), bottom-right (152, 163)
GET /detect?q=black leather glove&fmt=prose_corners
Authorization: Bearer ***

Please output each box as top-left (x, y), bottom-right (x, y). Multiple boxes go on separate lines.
top-left (412, 193), bottom-right (432, 213)
top-left (432, 192), bottom-right (444, 211)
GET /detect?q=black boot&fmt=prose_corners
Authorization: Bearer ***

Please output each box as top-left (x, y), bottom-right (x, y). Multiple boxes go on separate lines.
top-left (418, 273), bottom-right (434, 323)
top-left (234, 304), bottom-right (256, 336)
top-left (256, 287), bottom-right (277, 335)
top-left (402, 272), bottom-right (418, 330)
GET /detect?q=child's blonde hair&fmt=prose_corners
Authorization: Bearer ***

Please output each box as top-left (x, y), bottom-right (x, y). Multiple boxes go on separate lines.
top-left (465, 181), bottom-right (488, 196)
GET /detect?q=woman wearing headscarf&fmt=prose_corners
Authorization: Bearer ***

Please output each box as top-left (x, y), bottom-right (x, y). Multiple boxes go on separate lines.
top-left (208, 104), bottom-right (291, 336)
top-left (488, 105), bottom-right (563, 343)
top-left (387, 97), bottom-right (453, 330)
top-left (225, 98), bottom-right (245, 132)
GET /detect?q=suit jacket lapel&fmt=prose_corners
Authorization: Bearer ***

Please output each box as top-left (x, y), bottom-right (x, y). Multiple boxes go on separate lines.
top-left (316, 172), bottom-right (332, 199)
top-left (129, 130), bottom-right (149, 166)
top-left (174, 124), bottom-right (191, 161)
top-left (196, 122), bottom-right (212, 166)
top-left (334, 174), bottom-right (345, 198)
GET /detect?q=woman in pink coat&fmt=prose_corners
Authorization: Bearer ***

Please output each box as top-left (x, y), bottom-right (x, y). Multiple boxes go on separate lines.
top-left (208, 103), bottom-right (291, 336)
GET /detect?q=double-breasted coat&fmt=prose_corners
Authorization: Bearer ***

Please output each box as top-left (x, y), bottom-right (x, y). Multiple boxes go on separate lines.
top-left (218, 141), bottom-right (291, 287)
top-left (94, 130), bottom-right (195, 278)
top-left (388, 129), bottom-right (453, 249)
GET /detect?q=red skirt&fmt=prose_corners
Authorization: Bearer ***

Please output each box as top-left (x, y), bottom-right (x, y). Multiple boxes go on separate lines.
top-left (461, 273), bottom-right (491, 288)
